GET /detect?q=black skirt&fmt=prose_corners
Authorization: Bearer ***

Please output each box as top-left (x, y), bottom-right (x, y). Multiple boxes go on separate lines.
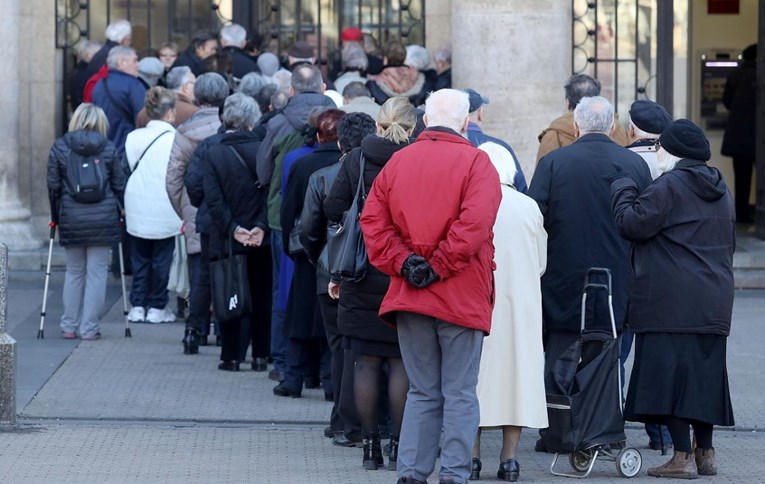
top-left (349, 337), bottom-right (401, 358)
top-left (625, 333), bottom-right (734, 427)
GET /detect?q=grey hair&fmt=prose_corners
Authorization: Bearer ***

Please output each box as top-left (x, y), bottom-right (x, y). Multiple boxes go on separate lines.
top-left (74, 40), bottom-right (102, 62)
top-left (628, 120), bottom-right (660, 139)
top-left (291, 64), bottom-right (324, 94)
top-left (166, 66), bottom-right (193, 91)
top-left (271, 89), bottom-right (290, 111)
top-left (220, 23), bottom-right (247, 48)
top-left (193, 72), bottom-right (230, 108)
top-left (574, 96), bottom-right (614, 135)
top-left (342, 81), bottom-right (371, 99)
top-left (105, 19), bottom-right (132, 43)
top-left (222, 92), bottom-right (262, 131)
top-left (341, 43), bottom-right (368, 71)
top-left (238, 72), bottom-right (272, 98)
top-left (405, 45), bottom-right (431, 71)
top-left (424, 89), bottom-right (469, 132)
top-left (106, 46), bottom-right (136, 69)
top-left (433, 47), bottom-right (451, 64)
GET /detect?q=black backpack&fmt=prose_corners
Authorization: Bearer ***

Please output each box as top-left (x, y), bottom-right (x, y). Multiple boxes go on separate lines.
top-left (67, 151), bottom-right (108, 204)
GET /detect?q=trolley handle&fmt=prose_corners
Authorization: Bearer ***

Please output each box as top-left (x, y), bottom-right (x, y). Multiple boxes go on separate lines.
top-left (584, 267), bottom-right (612, 296)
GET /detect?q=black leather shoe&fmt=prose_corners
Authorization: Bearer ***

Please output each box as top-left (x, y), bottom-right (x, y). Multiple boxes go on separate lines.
top-left (268, 369), bottom-right (285, 382)
top-left (332, 434), bottom-right (362, 447)
top-left (182, 329), bottom-right (199, 355)
top-left (471, 457), bottom-right (482, 480)
top-left (497, 458), bottom-right (519, 482)
top-left (273, 382), bottom-right (301, 398)
top-left (535, 438), bottom-right (548, 452)
top-left (324, 426), bottom-right (342, 438)
top-left (252, 357), bottom-right (268, 372)
top-left (304, 376), bottom-right (320, 389)
top-left (218, 360), bottom-right (240, 371)
top-left (198, 335), bottom-right (209, 346)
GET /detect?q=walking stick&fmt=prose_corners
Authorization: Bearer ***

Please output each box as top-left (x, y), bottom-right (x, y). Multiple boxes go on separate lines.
top-left (118, 239), bottom-right (132, 338)
top-left (38, 222), bottom-right (56, 339)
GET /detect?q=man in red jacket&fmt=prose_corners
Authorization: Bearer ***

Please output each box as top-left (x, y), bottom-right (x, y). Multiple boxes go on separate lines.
top-left (360, 88), bottom-right (501, 484)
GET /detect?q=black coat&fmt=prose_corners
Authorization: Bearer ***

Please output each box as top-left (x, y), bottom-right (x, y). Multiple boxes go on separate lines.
top-left (173, 49), bottom-right (208, 77)
top-left (221, 46), bottom-right (260, 79)
top-left (201, 130), bottom-right (269, 259)
top-left (68, 61), bottom-right (90, 110)
top-left (84, 40), bottom-right (118, 80)
top-left (281, 142), bottom-right (342, 339)
top-left (185, 129), bottom-right (227, 235)
top-left (611, 159), bottom-right (735, 336)
top-left (47, 130), bottom-right (125, 247)
top-left (323, 136), bottom-right (410, 343)
top-left (528, 133), bottom-right (652, 333)
top-left (722, 59), bottom-right (756, 157)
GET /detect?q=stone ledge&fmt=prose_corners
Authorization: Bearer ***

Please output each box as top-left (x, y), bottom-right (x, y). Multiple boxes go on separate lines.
top-left (8, 248), bottom-right (66, 271)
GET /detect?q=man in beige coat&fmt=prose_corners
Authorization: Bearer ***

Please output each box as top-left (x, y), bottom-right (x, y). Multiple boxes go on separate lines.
top-left (165, 72), bottom-right (228, 354)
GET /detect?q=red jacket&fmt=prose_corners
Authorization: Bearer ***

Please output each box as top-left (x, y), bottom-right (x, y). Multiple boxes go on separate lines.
top-left (360, 128), bottom-right (501, 333)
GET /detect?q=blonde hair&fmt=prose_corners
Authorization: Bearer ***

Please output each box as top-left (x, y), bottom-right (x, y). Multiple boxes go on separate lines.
top-left (144, 86), bottom-right (177, 120)
top-left (68, 103), bottom-right (109, 136)
top-left (377, 97), bottom-right (416, 144)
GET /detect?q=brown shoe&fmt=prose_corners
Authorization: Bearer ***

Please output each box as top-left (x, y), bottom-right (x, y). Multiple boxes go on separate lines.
top-left (694, 448), bottom-right (717, 476)
top-left (647, 451), bottom-right (699, 479)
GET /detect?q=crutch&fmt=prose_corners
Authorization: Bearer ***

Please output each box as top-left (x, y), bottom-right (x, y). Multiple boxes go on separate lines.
top-left (118, 238), bottom-right (132, 338)
top-left (37, 222), bottom-right (56, 339)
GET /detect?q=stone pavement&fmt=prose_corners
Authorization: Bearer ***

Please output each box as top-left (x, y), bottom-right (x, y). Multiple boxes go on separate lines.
top-left (0, 270), bottom-right (764, 483)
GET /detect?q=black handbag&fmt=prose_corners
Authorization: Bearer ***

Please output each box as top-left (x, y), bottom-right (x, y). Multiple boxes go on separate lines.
top-left (210, 233), bottom-right (252, 324)
top-left (325, 153), bottom-right (369, 282)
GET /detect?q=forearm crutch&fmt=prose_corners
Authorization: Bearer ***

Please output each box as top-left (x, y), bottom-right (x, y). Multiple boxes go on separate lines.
top-left (118, 239), bottom-right (132, 338)
top-left (37, 222), bottom-right (56, 339)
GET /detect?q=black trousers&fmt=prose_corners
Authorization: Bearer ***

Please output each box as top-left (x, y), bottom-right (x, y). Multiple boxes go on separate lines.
top-left (318, 294), bottom-right (344, 432)
top-left (186, 234), bottom-right (211, 334)
top-left (219, 246), bottom-right (272, 362)
top-left (733, 155), bottom-right (755, 221)
top-left (340, 340), bottom-right (361, 439)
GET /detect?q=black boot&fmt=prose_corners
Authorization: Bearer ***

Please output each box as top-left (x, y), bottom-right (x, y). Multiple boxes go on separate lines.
top-left (362, 433), bottom-right (384, 470)
top-left (388, 436), bottom-right (399, 471)
top-left (471, 457), bottom-right (482, 480)
top-left (182, 329), bottom-right (199, 355)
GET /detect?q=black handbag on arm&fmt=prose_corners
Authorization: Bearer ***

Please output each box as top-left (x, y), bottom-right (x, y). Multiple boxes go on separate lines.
top-left (210, 232), bottom-right (252, 324)
top-left (324, 153), bottom-right (369, 282)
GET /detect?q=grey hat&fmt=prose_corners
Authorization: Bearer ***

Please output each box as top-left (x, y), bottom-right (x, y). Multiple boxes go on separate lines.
top-left (257, 52), bottom-right (280, 77)
top-left (138, 57), bottom-right (165, 87)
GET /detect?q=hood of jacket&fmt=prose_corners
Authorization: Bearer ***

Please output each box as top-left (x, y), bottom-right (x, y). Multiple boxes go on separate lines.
top-left (64, 130), bottom-right (108, 156)
top-left (361, 134), bottom-right (410, 167)
top-left (282, 92), bottom-right (337, 130)
top-left (177, 107), bottom-right (222, 142)
top-left (370, 66), bottom-right (425, 98)
top-left (671, 159), bottom-right (727, 202)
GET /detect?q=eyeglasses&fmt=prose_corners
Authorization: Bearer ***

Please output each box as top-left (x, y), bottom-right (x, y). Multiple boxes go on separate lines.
top-left (654, 140), bottom-right (661, 150)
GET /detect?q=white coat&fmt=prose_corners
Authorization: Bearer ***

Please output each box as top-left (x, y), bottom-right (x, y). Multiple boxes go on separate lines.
top-left (124, 120), bottom-right (181, 240)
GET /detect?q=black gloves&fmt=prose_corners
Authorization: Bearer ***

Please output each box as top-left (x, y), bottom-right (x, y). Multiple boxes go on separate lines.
top-left (401, 253), bottom-right (440, 289)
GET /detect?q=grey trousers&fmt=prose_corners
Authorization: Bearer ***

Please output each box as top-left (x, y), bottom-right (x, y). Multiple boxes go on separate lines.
top-left (60, 245), bottom-right (110, 338)
top-left (396, 311), bottom-right (484, 484)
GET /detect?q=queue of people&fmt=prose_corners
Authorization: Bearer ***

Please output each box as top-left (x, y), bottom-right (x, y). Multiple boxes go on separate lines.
top-left (49, 19), bottom-right (738, 483)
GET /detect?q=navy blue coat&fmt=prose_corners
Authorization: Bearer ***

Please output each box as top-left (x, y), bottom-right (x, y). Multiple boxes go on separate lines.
top-left (467, 122), bottom-right (528, 193)
top-left (91, 70), bottom-right (146, 152)
top-left (528, 133), bottom-right (652, 333)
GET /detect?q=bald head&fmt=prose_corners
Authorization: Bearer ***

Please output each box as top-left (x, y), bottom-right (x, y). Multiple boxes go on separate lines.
top-left (423, 89), bottom-right (470, 134)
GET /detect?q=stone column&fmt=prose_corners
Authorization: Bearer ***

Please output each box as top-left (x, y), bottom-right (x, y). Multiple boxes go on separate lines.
top-left (451, 0), bottom-right (571, 179)
top-left (0, 1), bottom-right (38, 250)
top-left (0, 244), bottom-right (17, 425)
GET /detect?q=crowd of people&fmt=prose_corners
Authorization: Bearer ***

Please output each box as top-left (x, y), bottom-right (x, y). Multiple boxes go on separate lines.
top-left (48, 19), bottom-right (739, 483)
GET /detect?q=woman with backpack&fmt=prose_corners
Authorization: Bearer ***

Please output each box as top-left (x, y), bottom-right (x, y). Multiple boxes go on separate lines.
top-left (124, 87), bottom-right (182, 324)
top-left (47, 103), bottom-right (126, 340)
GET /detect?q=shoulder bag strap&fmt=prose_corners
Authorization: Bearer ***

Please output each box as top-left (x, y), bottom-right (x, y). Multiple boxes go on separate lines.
top-left (226, 145), bottom-right (262, 189)
top-left (102, 77), bottom-right (135, 125)
top-left (132, 130), bottom-right (171, 174)
top-left (356, 152), bottom-right (367, 207)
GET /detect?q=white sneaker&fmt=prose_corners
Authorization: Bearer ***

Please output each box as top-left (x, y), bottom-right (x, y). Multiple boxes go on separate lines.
top-left (146, 307), bottom-right (176, 324)
top-left (127, 306), bottom-right (146, 323)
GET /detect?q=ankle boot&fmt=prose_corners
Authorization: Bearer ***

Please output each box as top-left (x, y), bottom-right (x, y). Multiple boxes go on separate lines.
top-left (647, 450), bottom-right (699, 479)
top-left (362, 433), bottom-right (384, 470)
top-left (182, 329), bottom-right (199, 354)
top-left (388, 436), bottom-right (399, 471)
top-left (694, 448), bottom-right (717, 476)
top-left (470, 457), bottom-right (482, 480)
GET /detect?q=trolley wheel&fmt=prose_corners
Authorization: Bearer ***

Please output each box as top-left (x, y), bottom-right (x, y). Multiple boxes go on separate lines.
top-left (616, 447), bottom-right (642, 478)
top-left (569, 450), bottom-right (593, 473)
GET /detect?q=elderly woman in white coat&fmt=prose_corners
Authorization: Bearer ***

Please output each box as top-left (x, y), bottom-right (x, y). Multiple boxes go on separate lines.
top-left (124, 86), bottom-right (182, 324)
top-left (471, 142), bottom-right (548, 482)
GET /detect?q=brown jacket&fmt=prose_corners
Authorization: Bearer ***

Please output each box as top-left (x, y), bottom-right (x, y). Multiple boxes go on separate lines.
top-left (165, 107), bottom-right (221, 254)
top-left (136, 93), bottom-right (198, 129)
top-left (535, 111), bottom-right (629, 163)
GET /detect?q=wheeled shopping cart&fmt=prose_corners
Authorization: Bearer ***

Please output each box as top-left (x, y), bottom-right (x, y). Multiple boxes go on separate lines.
top-left (543, 268), bottom-right (642, 478)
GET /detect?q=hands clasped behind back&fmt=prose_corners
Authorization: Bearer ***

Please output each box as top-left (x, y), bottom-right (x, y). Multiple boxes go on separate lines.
top-left (234, 226), bottom-right (265, 247)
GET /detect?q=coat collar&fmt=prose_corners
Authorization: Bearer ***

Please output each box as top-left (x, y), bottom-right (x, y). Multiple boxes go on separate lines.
top-left (574, 132), bottom-right (612, 144)
top-left (416, 126), bottom-right (472, 145)
top-left (314, 141), bottom-right (341, 153)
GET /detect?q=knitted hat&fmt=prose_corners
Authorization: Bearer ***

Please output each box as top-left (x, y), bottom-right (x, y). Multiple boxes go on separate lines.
top-left (257, 52), bottom-right (280, 77)
top-left (658, 119), bottom-right (711, 161)
top-left (629, 100), bottom-right (672, 135)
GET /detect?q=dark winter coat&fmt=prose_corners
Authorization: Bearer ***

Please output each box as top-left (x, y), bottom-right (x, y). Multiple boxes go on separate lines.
top-left (221, 46), bottom-right (260, 79)
top-left (172, 49), bottom-right (208, 77)
top-left (185, 128), bottom-right (227, 235)
top-left (281, 142), bottom-right (343, 339)
top-left (721, 59), bottom-right (756, 157)
top-left (611, 159), bottom-right (735, 336)
top-left (91, 70), bottom-right (146, 152)
top-left (201, 130), bottom-right (269, 259)
top-left (528, 133), bottom-right (652, 334)
top-left (69, 61), bottom-right (90, 110)
top-left (324, 136), bottom-right (410, 343)
top-left (47, 130), bottom-right (125, 247)
top-left (84, 40), bottom-right (118, 80)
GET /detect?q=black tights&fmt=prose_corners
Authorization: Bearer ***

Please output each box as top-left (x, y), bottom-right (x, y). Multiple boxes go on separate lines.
top-left (354, 354), bottom-right (408, 438)
top-left (665, 417), bottom-right (713, 453)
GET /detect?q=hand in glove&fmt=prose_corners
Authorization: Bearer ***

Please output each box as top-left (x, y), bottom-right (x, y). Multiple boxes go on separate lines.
top-left (401, 253), bottom-right (440, 289)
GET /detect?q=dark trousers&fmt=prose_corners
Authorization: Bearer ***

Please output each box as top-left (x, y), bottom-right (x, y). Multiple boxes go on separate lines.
top-left (129, 235), bottom-right (174, 309)
top-left (270, 230), bottom-right (287, 373)
top-left (186, 234), bottom-right (211, 334)
top-left (733, 155), bottom-right (755, 221)
top-left (219, 246), bottom-right (272, 362)
top-left (111, 225), bottom-right (132, 276)
top-left (318, 294), bottom-right (344, 432)
top-left (340, 342), bottom-right (361, 438)
top-left (282, 336), bottom-right (331, 394)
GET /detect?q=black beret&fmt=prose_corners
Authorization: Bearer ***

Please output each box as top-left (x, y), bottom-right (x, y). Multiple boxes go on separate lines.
top-left (658, 119), bottom-right (711, 162)
top-left (629, 100), bottom-right (672, 135)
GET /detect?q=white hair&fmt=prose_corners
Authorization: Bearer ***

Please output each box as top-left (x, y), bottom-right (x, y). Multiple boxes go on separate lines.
top-left (433, 47), bottom-right (451, 64)
top-left (656, 148), bottom-right (682, 174)
top-left (106, 46), bottom-right (136, 69)
top-left (574, 96), bottom-right (614, 135)
top-left (405, 45), bottom-right (431, 71)
top-left (424, 89), bottom-right (469, 132)
top-left (105, 19), bottom-right (132, 43)
top-left (478, 142), bottom-right (517, 187)
top-left (220, 23), bottom-right (247, 48)
top-left (74, 40), bottom-right (101, 63)
top-left (628, 120), bottom-right (660, 139)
